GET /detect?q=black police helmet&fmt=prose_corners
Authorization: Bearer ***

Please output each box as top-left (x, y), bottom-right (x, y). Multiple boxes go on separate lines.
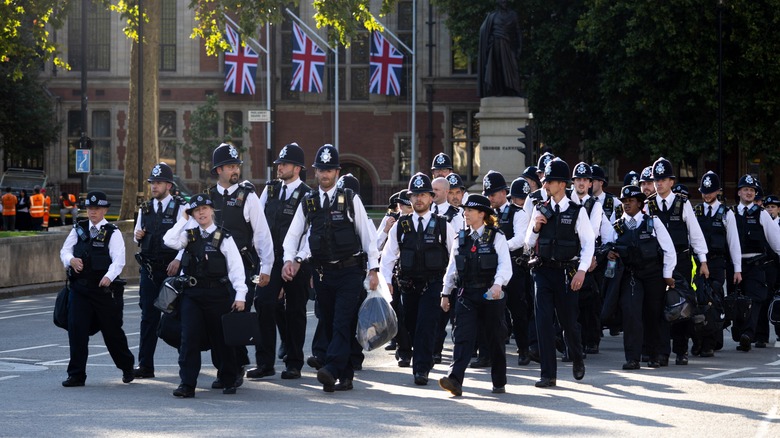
top-left (619, 185), bottom-right (646, 203)
top-left (211, 143), bottom-right (243, 176)
top-left (737, 174), bottom-right (759, 190)
top-left (337, 173), bottom-right (361, 193)
top-left (446, 172), bottom-right (466, 190)
top-left (510, 177), bottom-right (531, 200)
top-left (541, 158), bottom-right (571, 183)
top-left (698, 171), bottom-right (721, 195)
top-left (521, 166), bottom-right (542, 189)
top-left (148, 162), bottom-right (174, 183)
top-left (763, 194), bottom-right (780, 207)
top-left (537, 152), bottom-right (555, 170)
top-left (388, 191), bottom-right (401, 209)
top-left (462, 194), bottom-right (494, 216)
top-left (591, 164), bottom-right (608, 184)
top-left (482, 170), bottom-right (508, 196)
top-left (651, 157), bottom-right (676, 180)
top-left (623, 171), bottom-right (640, 187)
top-left (185, 194), bottom-right (215, 216)
top-left (408, 172), bottom-right (434, 195)
top-left (431, 152), bottom-right (453, 170)
top-left (639, 166), bottom-right (654, 183)
top-left (572, 162), bottom-right (593, 180)
top-left (312, 144), bottom-right (340, 170)
top-left (84, 191), bottom-right (111, 208)
top-left (274, 142), bottom-right (306, 168)
top-left (397, 189), bottom-right (412, 206)
top-left (672, 183), bottom-right (689, 197)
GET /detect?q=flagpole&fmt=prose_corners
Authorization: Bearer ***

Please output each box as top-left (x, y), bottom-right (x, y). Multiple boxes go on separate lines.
top-left (285, 8), bottom-right (340, 150)
top-left (367, 3), bottom-right (417, 174)
top-left (222, 14), bottom-right (272, 180)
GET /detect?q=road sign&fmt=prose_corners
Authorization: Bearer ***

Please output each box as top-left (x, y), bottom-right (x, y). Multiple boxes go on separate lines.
top-left (248, 110), bottom-right (271, 122)
top-left (75, 149), bottom-right (91, 173)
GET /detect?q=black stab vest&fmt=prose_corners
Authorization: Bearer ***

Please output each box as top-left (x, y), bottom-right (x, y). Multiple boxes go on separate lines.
top-left (70, 220), bottom-right (117, 285)
top-left (396, 214), bottom-right (449, 280)
top-left (209, 182), bottom-right (255, 253)
top-left (455, 226), bottom-right (500, 289)
top-left (139, 197), bottom-right (183, 265)
top-left (537, 201), bottom-right (582, 262)
top-left (304, 188), bottom-right (361, 263)
top-left (613, 214), bottom-right (662, 273)
top-left (695, 204), bottom-right (727, 258)
top-left (733, 204), bottom-right (768, 254)
top-left (647, 194), bottom-right (689, 251)
top-left (265, 180), bottom-right (311, 256)
top-left (181, 227), bottom-right (229, 281)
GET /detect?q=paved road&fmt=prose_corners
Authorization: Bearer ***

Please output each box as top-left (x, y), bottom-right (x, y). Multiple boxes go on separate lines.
top-left (1, 285), bottom-right (779, 437)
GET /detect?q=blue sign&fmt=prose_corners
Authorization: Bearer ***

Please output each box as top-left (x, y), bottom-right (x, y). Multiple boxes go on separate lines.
top-left (75, 149), bottom-right (91, 173)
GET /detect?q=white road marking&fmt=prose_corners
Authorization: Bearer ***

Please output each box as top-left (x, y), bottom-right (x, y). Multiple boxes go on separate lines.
top-left (765, 355), bottom-right (780, 366)
top-left (0, 344), bottom-right (58, 354)
top-left (0, 375), bottom-right (20, 381)
top-left (725, 377), bottom-right (780, 383)
top-left (0, 311), bottom-right (51, 320)
top-left (700, 367), bottom-right (755, 380)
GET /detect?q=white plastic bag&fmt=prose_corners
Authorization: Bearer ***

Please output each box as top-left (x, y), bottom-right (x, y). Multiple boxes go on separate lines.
top-left (357, 274), bottom-right (398, 351)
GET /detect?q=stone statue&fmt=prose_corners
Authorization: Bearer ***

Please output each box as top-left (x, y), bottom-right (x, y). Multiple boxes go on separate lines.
top-left (478, 0), bottom-right (522, 98)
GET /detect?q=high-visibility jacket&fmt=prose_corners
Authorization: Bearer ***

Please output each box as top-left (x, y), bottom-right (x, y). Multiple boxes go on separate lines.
top-left (30, 193), bottom-right (45, 218)
top-left (43, 195), bottom-right (51, 227)
top-left (61, 194), bottom-right (77, 208)
top-left (2, 193), bottom-right (17, 216)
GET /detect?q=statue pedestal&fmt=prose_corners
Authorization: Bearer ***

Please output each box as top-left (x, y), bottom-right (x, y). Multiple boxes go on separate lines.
top-left (471, 97), bottom-right (531, 193)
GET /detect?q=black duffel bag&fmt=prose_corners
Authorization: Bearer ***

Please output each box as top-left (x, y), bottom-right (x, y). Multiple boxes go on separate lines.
top-left (53, 284), bottom-right (100, 335)
top-left (157, 309), bottom-right (210, 351)
top-left (723, 287), bottom-right (752, 323)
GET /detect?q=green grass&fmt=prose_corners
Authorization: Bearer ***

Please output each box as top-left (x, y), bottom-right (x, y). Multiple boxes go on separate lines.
top-left (0, 231), bottom-right (41, 238)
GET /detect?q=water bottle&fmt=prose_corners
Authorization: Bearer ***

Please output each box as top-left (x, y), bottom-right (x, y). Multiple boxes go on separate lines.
top-left (484, 289), bottom-right (505, 300)
top-left (605, 259), bottom-right (617, 278)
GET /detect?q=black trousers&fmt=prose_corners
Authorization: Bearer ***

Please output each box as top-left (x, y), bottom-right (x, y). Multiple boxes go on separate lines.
top-left (732, 260), bottom-right (767, 342)
top-left (755, 259), bottom-right (780, 343)
top-left (505, 263), bottom-right (532, 352)
top-left (578, 272), bottom-right (602, 349)
top-left (446, 287), bottom-right (507, 387)
top-left (137, 265), bottom-right (165, 370)
top-left (533, 266), bottom-right (582, 380)
top-left (671, 253), bottom-right (695, 356)
top-left (67, 281), bottom-right (134, 379)
top-left (391, 273), bottom-right (413, 356)
top-left (693, 257), bottom-right (726, 352)
top-left (179, 285), bottom-right (236, 388)
top-left (620, 268), bottom-right (666, 362)
top-left (255, 259), bottom-right (311, 370)
top-left (313, 265), bottom-right (364, 382)
top-left (399, 278), bottom-right (442, 376)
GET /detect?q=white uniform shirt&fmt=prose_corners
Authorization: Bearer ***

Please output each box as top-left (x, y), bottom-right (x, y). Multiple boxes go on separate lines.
top-left (496, 200), bottom-right (528, 252)
top-left (283, 186), bottom-right (380, 270)
top-left (524, 195), bottom-right (596, 273)
top-left (376, 214), bottom-right (396, 251)
top-left (257, 178), bottom-right (306, 256)
top-left (216, 183), bottom-right (274, 275)
top-left (603, 212), bottom-right (677, 278)
top-left (163, 218), bottom-right (248, 302)
top-left (380, 210), bottom-right (457, 282)
top-left (60, 219), bottom-right (126, 282)
top-left (701, 201), bottom-right (742, 273)
top-left (434, 200), bottom-right (464, 232)
top-left (442, 225), bottom-right (513, 296)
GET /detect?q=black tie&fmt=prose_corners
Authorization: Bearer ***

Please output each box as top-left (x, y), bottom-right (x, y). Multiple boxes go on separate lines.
top-left (223, 188), bottom-right (229, 198)
top-left (90, 225), bottom-right (98, 239)
top-left (157, 201), bottom-right (163, 215)
top-left (662, 199), bottom-right (668, 212)
top-left (281, 185), bottom-right (288, 201)
top-left (707, 205), bottom-right (713, 217)
top-left (417, 217), bottom-right (425, 245)
top-left (554, 204), bottom-right (560, 214)
top-left (434, 205), bottom-right (439, 215)
top-left (495, 207), bottom-right (502, 216)
top-left (323, 193), bottom-right (330, 209)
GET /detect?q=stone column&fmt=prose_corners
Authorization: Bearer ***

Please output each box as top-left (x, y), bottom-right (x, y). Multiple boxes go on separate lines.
top-left (472, 97), bottom-right (531, 192)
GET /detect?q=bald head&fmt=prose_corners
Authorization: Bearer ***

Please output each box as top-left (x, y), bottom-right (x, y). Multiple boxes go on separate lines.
top-left (432, 177), bottom-right (450, 205)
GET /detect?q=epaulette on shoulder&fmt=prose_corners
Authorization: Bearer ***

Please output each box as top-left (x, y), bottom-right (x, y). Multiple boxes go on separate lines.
top-left (239, 180), bottom-right (256, 193)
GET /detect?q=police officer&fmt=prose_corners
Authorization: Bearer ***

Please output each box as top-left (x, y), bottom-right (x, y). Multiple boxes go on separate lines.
top-left (257, 143), bottom-right (312, 380)
top-left (59, 191), bottom-right (135, 387)
top-left (282, 144), bottom-right (380, 392)
top-left (446, 172), bottom-right (467, 209)
top-left (208, 143), bottom-right (274, 384)
top-left (731, 174), bottom-right (780, 352)
top-left (525, 158), bottom-right (596, 388)
top-left (486, 171), bottom-right (531, 365)
top-left (693, 171), bottom-right (742, 357)
top-left (132, 162), bottom-right (186, 379)
top-left (163, 194), bottom-right (248, 397)
top-left (376, 191), bottom-right (406, 353)
top-left (647, 157), bottom-right (709, 366)
top-left (639, 166), bottom-right (656, 199)
top-left (756, 194), bottom-right (780, 348)
top-left (523, 152), bottom-right (556, 228)
top-left (381, 173), bottom-right (456, 385)
top-left (438, 194), bottom-right (512, 396)
top-left (602, 185), bottom-right (676, 370)
top-left (591, 164), bottom-right (618, 221)
top-left (431, 152), bottom-right (454, 179)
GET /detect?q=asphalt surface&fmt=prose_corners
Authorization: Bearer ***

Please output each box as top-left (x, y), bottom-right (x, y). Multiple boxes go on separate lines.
top-left (1, 284), bottom-right (779, 437)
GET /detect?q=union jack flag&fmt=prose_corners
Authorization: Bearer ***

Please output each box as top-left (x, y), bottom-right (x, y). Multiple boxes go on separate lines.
top-left (223, 24), bottom-right (259, 95)
top-left (369, 31), bottom-right (404, 96)
top-left (290, 22), bottom-right (326, 93)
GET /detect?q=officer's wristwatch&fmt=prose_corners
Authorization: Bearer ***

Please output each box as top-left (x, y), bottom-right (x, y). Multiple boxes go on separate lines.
top-left (293, 256), bottom-right (303, 264)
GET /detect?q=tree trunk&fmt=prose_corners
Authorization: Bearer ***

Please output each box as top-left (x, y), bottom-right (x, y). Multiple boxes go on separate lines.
top-left (121, 0), bottom-right (161, 220)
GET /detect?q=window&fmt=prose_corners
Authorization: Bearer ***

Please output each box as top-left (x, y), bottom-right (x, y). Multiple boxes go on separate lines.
top-left (397, 136), bottom-right (412, 181)
top-left (68, 0), bottom-right (111, 71)
top-left (451, 39), bottom-right (477, 75)
top-left (91, 111), bottom-right (111, 170)
top-left (67, 111), bottom-right (81, 178)
top-left (159, 111), bottom-right (177, 169)
top-left (159, 0), bottom-right (177, 71)
top-left (224, 111), bottom-right (244, 149)
top-left (450, 110), bottom-right (480, 182)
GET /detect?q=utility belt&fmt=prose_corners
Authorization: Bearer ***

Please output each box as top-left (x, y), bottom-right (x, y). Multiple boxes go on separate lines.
top-left (187, 276), bottom-right (229, 289)
top-left (675, 247), bottom-right (690, 256)
top-left (397, 275), bottom-right (443, 293)
top-left (742, 254), bottom-right (767, 267)
top-left (136, 253), bottom-right (173, 271)
top-left (317, 253), bottom-right (367, 271)
top-left (536, 257), bottom-right (578, 270)
top-left (512, 254), bottom-right (531, 268)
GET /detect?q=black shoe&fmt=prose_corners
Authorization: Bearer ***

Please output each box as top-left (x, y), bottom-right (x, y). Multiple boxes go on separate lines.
top-left (414, 372), bottom-right (429, 386)
top-left (534, 377), bottom-right (556, 388)
top-left (122, 369), bottom-right (134, 384)
top-left (438, 377), bottom-right (463, 396)
top-left (699, 349), bottom-right (715, 358)
top-left (173, 384), bottom-right (195, 398)
top-left (561, 351), bottom-right (572, 363)
top-left (235, 366), bottom-right (245, 387)
top-left (469, 357), bottom-right (491, 368)
top-left (584, 345), bottom-right (599, 355)
top-left (659, 355), bottom-right (669, 367)
top-left (246, 366), bottom-right (275, 379)
top-left (132, 367), bottom-right (155, 379)
top-left (317, 368), bottom-right (336, 393)
top-left (518, 353), bottom-right (531, 366)
top-left (528, 349), bottom-right (541, 363)
top-left (307, 356), bottom-right (324, 370)
top-left (647, 360), bottom-right (661, 368)
top-left (691, 344), bottom-right (702, 357)
top-left (738, 334), bottom-right (752, 352)
top-left (278, 342), bottom-right (287, 360)
top-left (675, 353), bottom-right (689, 365)
top-left (352, 362), bottom-right (363, 371)
top-left (384, 340), bottom-right (397, 351)
top-left (397, 358), bottom-right (411, 368)
top-left (281, 367), bottom-right (302, 380)
top-left (622, 361), bottom-right (640, 370)
top-left (609, 328), bottom-right (621, 336)
top-left (62, 376), bottom-right (85, 387)
top-left (211, 379), bottom-right (224, 389)
top-left (334, 379), bottom-right (353, 391)
top-left (222, 386), bottom-right (237, 395)
top-left (433, 354), bottom-right (442, 364)
top-left (573, 361), bottom-right (585, 381)
top-left (491, 386), bottom-right (506, 394)
top-left (755, 341), bottom-right (767, 348)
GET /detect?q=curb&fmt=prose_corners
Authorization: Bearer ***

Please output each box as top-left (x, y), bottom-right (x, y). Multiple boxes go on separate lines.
top-left (0, 279), bottom-right (141, 300)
